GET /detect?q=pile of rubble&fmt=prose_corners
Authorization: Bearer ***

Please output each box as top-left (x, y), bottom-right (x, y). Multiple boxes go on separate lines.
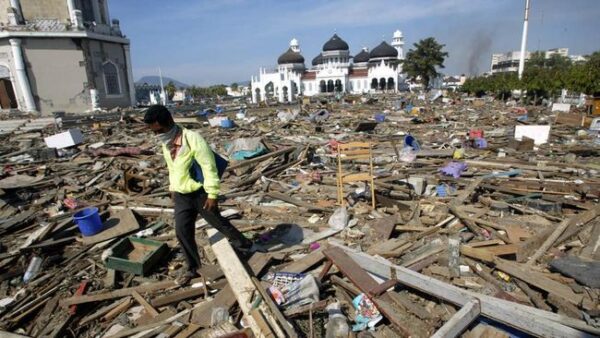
top-left (0, 95), bottom-right (599, 338)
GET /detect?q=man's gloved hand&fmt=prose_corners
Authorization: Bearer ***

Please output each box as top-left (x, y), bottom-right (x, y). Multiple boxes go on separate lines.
top-left (203, 198), bottom-right (218, 212)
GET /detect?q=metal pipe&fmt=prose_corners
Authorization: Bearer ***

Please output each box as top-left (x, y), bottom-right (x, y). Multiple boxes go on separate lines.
top-left (517, 0), bottom-right (531, 80)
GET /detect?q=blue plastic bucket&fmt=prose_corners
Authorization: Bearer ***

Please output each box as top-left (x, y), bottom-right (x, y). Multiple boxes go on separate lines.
top-left (73, 207), bottom-right (103, 236)
top-left (220, 119), bottom-right (234, 128)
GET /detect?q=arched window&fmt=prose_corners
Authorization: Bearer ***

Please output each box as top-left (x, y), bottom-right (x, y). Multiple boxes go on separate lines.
top-left (371, 78), bottom-right (378, 89)
top-left (103, 61), bottom-right (121, 95)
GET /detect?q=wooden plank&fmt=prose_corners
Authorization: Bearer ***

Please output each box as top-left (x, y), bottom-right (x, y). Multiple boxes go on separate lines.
top-left (494, 258), bottom-right (583, 306)
top-left (79, 298), bottom-right (130, 326)
top-left (460, 245), bottom-right (495, 263)
top-left (387, 291), bottom-right (432, 320)
top-left (250, 309), bottom-right (277, 338)
top-left (207, 228), bottom-right (286, 338)
top-left (132, 290), bottom-right (159, 317)
top-left (329, 241), bottom-right (599, 338)
top-left (431, 299), bottom-right (480, 338)
top-left (103, 297), bottom-right (133, 322)
top-left (371, 215), bottom-right (397, 240)
top-left (283, 299), bottom-right (328, 318)
top-left (104, 301), bottom-right (206, 338)
top-left (278, 247), bottom-right (325, 273)
top-left (323, 247), bottom-right (413, 336)
top-left (150, 287), bottom-right (205, 308)
top-left (266, 191), bottom-right (330, 212)
top-left (60, 280), bottom-right (176, 307)
top-left (483, 244), bottom-right (519, 256)
top-left (579, 219), bottom-right (600, 260)
top-left (451, 177), bottom-right (484, 206)
top-left (514, 278), bottom-right (552, 311)
top-left (190, 254), bottom-right (270, 327)
top-left (468, 239), bottom-right (505, 248)
top-left (526, 205), bottom-right (600, 265)
top-left (173, 323), bottom-right (201, 338)
top-left (251, 277), bottom-right (298, 338)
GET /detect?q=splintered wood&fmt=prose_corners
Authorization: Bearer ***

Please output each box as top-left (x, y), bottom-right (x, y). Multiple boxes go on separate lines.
top-left (0, 98), bottom-right (599, 337)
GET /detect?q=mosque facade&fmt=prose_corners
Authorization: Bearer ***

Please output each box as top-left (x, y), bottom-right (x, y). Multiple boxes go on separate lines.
top-left (251, 31), bottom-right (405, 103)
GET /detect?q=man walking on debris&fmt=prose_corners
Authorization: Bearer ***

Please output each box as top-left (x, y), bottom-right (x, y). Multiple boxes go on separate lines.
top-left (144, 104), bottom-right (253, 285)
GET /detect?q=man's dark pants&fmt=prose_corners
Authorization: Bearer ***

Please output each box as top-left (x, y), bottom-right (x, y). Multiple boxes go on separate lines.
top-left (174, 188), bottom-right (251, 272)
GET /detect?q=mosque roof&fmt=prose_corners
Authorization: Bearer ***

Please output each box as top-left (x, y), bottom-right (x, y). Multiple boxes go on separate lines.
top-left (369, 41), bottom-right (398, 59)
top-left (323, 34), bottom-right (349, 51)
top-left (353, 49), bottom-right (370, 63)
top-left (277, 48), bottom-right (305, 65)
top-left (312, 53), bottom-right (323, 66)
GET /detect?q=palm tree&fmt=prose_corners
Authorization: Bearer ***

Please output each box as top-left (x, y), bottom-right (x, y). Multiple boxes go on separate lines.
top-left (402, 37), bottom-right (449, 90)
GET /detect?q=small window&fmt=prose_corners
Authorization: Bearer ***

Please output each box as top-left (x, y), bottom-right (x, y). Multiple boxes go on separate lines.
top-left (103, 62), bottom-right (121, 95)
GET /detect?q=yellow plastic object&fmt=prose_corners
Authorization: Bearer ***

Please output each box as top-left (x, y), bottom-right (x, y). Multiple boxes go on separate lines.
top-left (453, 148), bottom-right (465, 159)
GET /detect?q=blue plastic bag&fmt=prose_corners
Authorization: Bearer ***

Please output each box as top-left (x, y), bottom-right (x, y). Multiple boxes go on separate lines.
top-left (189, 152), bottom-right (228, 183)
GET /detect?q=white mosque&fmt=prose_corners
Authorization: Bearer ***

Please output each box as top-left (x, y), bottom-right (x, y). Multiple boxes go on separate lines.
top-left (251, 30), bottom-right (405, 103)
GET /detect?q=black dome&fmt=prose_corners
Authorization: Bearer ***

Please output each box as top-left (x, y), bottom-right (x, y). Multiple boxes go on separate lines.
top-left (277, 48), bottom-right (305, 65)
top-left (312, 53), bottom-right (323, 66)
top-left (323, 34), bottom-right (349, 51)
top-left (369, 41), bottom-right (398, 59)
top-left (354, 49), bottom-right (370, 63)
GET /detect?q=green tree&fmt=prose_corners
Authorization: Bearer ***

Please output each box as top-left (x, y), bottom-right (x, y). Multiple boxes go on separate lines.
top-left (566, 51), bottom-right (600, 95)
top-left (402, 37), bottom-right (449, 90)
top-left (231, 82), bottom-right (239, 92)
top-left (164, 81), bottom-right (176, 100)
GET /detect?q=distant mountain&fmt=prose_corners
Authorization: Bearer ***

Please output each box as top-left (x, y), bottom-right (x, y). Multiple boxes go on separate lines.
top-left (135, 76), bottom-right (189, 89)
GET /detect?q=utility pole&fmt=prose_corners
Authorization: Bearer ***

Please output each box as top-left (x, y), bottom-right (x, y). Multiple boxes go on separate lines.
top-left (518, 0), bottom-right (531, 80)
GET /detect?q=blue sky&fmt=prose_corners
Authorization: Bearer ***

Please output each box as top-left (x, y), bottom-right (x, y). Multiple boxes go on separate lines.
top-left (110, 0), bottom-right (600, 86)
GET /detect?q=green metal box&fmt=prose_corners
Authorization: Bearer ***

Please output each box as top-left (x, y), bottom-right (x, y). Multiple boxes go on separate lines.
top-left (105, 236), bottom-right (168, 276)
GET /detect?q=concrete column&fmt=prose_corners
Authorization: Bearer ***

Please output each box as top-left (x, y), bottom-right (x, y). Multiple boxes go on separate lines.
top-left (9, 0), bottom-right (22, 24)
top-left (66, 0), bottom-right (76, 23)
top-left (251, 84), bottom-right (257, 103)
top-left (123, 44), bottom-right (136, 106)
top-left (287, 82), bottom-right (293, 102)
top-left (9, 38), bottom-right (36, 112)
top-left (91, 0), bottom-right (102, 23)
top-left (66, 0), bottom-right (84, 29)
top-left (102, 0), bottom-right (110, 24)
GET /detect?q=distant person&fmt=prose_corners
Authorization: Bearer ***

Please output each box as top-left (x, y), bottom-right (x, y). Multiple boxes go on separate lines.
top-left (143, 105), bottom-right (253, 285)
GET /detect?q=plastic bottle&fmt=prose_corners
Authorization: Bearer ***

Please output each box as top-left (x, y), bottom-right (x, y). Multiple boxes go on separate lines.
top-left (23, 256), bottom-right (42, 283)
top-left (325, 301), bottom-right (349, 338)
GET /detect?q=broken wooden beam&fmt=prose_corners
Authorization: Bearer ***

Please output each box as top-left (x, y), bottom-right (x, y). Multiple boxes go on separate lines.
top-left (60, 280), bottom-right (176, 307)
top-left (431, 299), bottom-right (480, 338)
top-left (328, 241), bottom-right (599, 338)
top-left (526, 204), bottom-right (600, 265)
top-left (207, 228), bottom-right (286, 338)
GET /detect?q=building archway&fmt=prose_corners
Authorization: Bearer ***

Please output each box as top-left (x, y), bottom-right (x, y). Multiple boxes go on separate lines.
top-left (265, 82), bottom-right (274, 100)
top-left (282, 86), bottom-right (289, 102)
top-left (371, 78), bottom-right (378, 90)
top-left (327, 80), bottom-right (334, 93)
top-left (387, 77), bottom-right (395, 91)
top-left (319, 80), bottom-right (326, 93)
top-left (379, 78), bottom-right (386, 91)
top-left (0, 65), bottom-right (17, 109)
top-left (334, 79), bottom-right (342, 92)
top-left (255, 88), bottom-right (261, 102)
